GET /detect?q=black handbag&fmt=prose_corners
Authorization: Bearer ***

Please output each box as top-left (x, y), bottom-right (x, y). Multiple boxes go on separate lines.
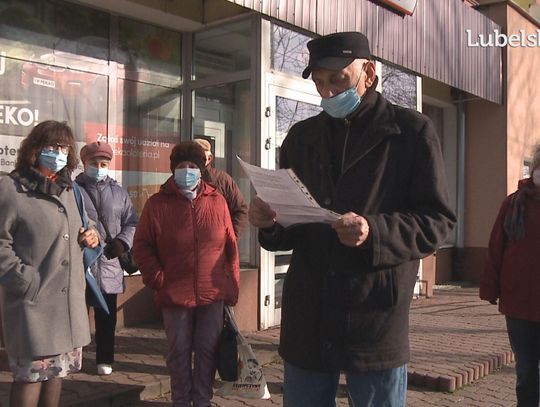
top-left (217, 305), bottom-right (239, 382)
top-left (77, 182), bottom-right (138, 275)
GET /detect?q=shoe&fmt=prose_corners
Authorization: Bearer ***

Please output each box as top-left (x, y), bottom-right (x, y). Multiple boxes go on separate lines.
top-left (97, 364), bottom-right (113, 375)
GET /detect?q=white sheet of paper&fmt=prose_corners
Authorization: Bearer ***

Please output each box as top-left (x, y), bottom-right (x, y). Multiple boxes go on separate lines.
top-left (237, 157), bottom-right (340, 227)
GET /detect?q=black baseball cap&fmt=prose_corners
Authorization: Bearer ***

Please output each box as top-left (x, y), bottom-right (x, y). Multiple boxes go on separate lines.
top-left (302, 32), bottom-right (372, 79)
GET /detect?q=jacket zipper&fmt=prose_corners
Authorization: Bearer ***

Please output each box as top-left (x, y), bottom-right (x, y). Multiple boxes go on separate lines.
top-left (340, 118), bottom-right (351, 176)
top-left (190, 199), bottom-right (199, 304)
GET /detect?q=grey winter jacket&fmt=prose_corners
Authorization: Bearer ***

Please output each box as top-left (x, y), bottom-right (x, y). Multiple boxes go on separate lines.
top-left (75, 174), bottom-right (138, 294)
top-left (0, 170), bottom-right (91, 358)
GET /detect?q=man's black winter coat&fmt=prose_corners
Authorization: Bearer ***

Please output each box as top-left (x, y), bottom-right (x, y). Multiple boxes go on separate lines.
top-left (259, 87), bottom-right (456, 372)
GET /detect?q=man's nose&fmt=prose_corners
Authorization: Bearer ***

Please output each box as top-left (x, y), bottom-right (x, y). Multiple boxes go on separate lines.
top-left (319, 87), bottom-right (337, 99)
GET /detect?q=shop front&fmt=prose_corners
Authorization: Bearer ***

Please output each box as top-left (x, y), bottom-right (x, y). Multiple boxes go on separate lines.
top-left (0, 0), bottom-right (502, 330)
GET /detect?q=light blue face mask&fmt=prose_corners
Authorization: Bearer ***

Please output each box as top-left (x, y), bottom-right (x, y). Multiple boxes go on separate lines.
top-left (85, 165), bottom-right (109, 181)
top-left (320, 73), bottom-right (364, 119)
top-left (38, 150), bottom-right (68, 173)
top-left (174, 167), bottom-right (201, 190)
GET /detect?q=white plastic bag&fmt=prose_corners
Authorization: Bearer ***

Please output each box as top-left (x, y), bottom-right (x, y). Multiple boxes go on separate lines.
top-left (215, 330), bottom-right (271, 399)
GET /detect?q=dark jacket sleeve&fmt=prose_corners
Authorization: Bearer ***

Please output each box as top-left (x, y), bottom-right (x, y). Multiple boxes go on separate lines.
top-left (132, 198), bottom-right (163, 290)
top-left (364, 119), bottom-right (456, 267)
top-left (479, 196), bottom-right (510, 302)
top-left (114, 187), bottom-right (138, 249)
top-left (214, 170), bottom-right (248, 239)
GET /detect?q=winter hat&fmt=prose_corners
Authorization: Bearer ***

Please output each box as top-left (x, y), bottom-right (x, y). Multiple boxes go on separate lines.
top-left (169, 141), bottom-right (206, 173)
top-left (302, 32), bottom-right (372, 79)
top-left (80, 141), bottom-right (113, 162)
top-left (531, 143), bottom-right (540, 173)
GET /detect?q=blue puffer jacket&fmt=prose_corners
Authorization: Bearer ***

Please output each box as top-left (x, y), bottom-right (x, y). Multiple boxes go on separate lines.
top-left (75, 173), bottom-right (138, 294)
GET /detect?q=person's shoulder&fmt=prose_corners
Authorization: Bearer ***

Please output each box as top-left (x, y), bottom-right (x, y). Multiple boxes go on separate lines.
top-left (0, 172), bottom-right (14, 189)
top-left (283, 111), bottom-right (327, 151)
top-left (391, 103), bottom-right (431, 133)
top-left (289, 111), bottom-right (326, 134)
top-left (211, 167), bottom-right (232, 180)
top-left (0, 172), bottom-right (20, 203)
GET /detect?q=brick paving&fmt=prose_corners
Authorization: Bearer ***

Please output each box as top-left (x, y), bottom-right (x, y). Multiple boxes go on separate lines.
top-left (0, 285), bottom-right (517, 406)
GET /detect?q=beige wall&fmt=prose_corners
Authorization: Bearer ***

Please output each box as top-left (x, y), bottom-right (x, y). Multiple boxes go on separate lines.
top-left (460, 3), bottom-right (540, 283)
top-left (465, 99), bottom-right (507, 248)
top-left (506, 6), bottom-right (540, 189)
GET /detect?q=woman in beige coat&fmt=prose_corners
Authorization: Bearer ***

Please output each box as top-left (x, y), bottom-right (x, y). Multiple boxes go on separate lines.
top-left (0, 121), bottom-right (99, 407)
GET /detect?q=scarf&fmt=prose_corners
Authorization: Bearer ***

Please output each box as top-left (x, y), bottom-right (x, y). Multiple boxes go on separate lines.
top-left (10, 166), bottom-right (73, 196)
top-left (503, 178), bottom-right (540, 241)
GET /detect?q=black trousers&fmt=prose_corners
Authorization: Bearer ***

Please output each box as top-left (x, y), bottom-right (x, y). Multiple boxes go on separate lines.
top-left (506, 316), bottom-right (540, 407)
top-left (95, 293), bottom-right (118, 365)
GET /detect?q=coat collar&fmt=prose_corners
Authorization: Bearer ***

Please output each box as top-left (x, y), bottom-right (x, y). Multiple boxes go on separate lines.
top-left (11, 167), bottom-right (72, 196)
top-left (304, 89), bottom-right (402, 168)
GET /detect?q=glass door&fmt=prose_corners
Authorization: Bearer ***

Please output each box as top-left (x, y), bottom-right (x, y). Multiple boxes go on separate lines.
top-left (259, 80), bottom-right (321, 328)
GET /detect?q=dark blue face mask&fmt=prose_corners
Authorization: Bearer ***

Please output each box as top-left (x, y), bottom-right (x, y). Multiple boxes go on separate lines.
top-left (320, 67), bottom-right (365, 119)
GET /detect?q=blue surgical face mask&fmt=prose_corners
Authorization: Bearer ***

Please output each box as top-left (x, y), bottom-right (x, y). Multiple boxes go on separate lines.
top-left (174, 167), bottom-right (201, 190)
top-left (320, 72), bottom-right (364, 119)
top-left (38, 150), bottom-right (68, 173)
top-left (85, 165), bottom-right (109, 181)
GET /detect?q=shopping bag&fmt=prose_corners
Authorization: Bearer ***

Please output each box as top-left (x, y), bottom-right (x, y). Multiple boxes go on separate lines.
top-left (215, 328), bottom-right (271, 399)
top-left (217, 306), bottom-right (239, 381)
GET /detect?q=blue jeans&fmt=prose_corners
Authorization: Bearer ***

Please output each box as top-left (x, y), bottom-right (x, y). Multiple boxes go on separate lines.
top-left (283, 362), bottom-right (407, 407)
top-left (506, 317), bottom-right (540, 407)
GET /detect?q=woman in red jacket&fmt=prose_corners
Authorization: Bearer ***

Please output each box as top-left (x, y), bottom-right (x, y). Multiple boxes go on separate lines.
top-left (133, 141), bottom-right (240, 407)
top-left (480, 144), bottom-right (540, 407)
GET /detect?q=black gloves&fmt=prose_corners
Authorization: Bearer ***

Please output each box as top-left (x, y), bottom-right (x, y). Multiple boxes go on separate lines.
top-left (103, 238), bottom-right (127, 259)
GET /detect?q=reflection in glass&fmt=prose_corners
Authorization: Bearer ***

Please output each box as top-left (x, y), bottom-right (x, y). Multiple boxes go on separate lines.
top-left (0, 0), bottom-right (109, 66)
top-left (115, 79), bottom-right (181, 214)
top-left (270, 24), bottom-right (311, 77)
top-left (381, 63), bottom-right (417, 110)
top-left (0, 56), bottom-right (107, 139)
top-left (193, 81), bottom-right (251, 265)
top-left (193, 19), bottom-right (251, 79)
top-left (274, 96), bottom-right (321, 309)
top-left (116, 17), bottom-right (181, 86)
top-left (275, 96), bottom-right (322, 168)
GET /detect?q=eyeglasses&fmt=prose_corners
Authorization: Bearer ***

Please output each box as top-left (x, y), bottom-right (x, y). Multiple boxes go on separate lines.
top-left (43, 144), bottom-right (70, 154)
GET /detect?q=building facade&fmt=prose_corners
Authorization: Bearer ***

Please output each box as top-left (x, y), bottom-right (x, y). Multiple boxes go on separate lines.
top-left (0, 0), bottom-right (535, 330)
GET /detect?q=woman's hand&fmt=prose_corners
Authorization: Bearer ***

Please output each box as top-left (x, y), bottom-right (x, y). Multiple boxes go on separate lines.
top-left (79, 227), bottom-right (99, 248)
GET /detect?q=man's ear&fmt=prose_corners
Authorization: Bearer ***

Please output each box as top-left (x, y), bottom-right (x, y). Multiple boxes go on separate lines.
top-left (364, 61), bottom-right (376, 88)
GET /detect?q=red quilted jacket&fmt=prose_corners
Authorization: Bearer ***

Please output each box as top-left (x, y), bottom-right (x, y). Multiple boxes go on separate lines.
top-left (133, 178), bottom-right (240, 308)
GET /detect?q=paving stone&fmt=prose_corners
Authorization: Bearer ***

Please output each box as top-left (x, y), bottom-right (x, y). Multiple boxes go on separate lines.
top-left (0, 286), bottom-right (518, 406)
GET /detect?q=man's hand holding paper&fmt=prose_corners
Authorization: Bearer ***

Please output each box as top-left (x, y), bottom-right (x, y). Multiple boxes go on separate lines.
top-left (238, 157), bottom-right (340, 227)
top-left (248, 196), bottom-right (277, 229)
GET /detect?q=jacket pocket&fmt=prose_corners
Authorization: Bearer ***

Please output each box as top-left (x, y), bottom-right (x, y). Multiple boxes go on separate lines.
top-left (24, 271), bottom-right (41, 302)
top-left (346, 268), bottom-right (397, 310)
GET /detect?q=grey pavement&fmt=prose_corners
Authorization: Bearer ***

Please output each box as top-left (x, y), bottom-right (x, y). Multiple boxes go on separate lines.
top-left (0, 285), bottom-right (517, 406)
